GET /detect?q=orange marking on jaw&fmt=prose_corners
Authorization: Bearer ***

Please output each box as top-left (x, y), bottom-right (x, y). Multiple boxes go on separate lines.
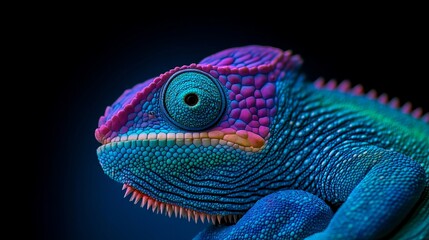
top-left (213, 129), bottom-right (265, 149)
top-left (236, 130), bottom-right (248, 138)
top-left (224, 134), bottom-right (252, 147)
top-left (208, 130), bottom-right (224, 139)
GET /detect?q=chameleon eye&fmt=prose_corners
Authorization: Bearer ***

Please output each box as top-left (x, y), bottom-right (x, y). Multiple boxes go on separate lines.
top-left (161, 70), bottom-right (227, 131)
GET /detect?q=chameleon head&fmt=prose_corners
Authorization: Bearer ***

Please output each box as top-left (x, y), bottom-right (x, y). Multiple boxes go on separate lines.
top-left (95, 46), bottom-right (302, 224)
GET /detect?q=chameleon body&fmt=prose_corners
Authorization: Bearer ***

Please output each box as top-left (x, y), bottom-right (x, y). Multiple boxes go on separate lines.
top-left (95, 46), bottom-right (429, 239)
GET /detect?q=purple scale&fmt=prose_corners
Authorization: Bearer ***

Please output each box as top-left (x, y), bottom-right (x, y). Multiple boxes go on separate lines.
top-left (252, 128), bottom-right (259, 134)
top-left (242, 76), bottom-right (254, 85)
top-left (217, 66), bottom-right (230, 75)
top-left (246, 97), bottom-right (256, 107)
top-left (231, 84), bottom-right (242, 94)
top-left (231, 100), bottom-right (239, 109)
top-left (256, 99), bottom-right (266, 109)
top-left (249, 107), bottom-right (257, 114)
top-left (261, 83), bottom-right (276, 99)
top-left (249, 67), bottom-right (258, 75)
top-left (258, 65), bottom-right (271, 73)
top-left (229, 92), bottom-right (235, 100)
top-left (201, 65), bottom-right (210, 72)
top-left (259, 117), bottom-right (270, 125)
top-left (238, 67), bottom-right (249, 75)
top-left (218, 75), bottom-right (227, 85)
top-left (255, 74), bottom-right (267, 89)
top-left (236, 94), bottom-right (244, 101)
top-left (235, 120), bottom-right (247, 129)
top-left (249, 120), bottom-right (260, 128)
top-left (239, 100), bottom-right (246, 108)
top-left (259, 126), bottom-right (270, 137)
top-left (258, 109), bottom-right (268, 117)
top-left (247, 62), bottom-right (261, 68)
top-left (239, 109), bottom-right (252, 123)
top-left (221, 114), bottom-right (229, 121)
top-left (120, 126), bottom-right (129, 134)
top-left (241, 86), bottom-right (255, 98)
top-left (236, 53), bottom-right (252, 63)
top-left (244, 56), bottom-right (261, 65)
top-left (217, 57), bottom-right (234, 66)
top-left (210, 70), bottom-right (219, 78)
top-left (227, 74), bottom-right (242, 84)
top-left (230, 108), bottom-right (241, 119)
top-left (266, 99), bottom-right (274, 108)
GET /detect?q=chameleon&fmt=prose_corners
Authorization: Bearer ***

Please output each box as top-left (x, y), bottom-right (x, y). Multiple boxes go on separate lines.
top-left (95, 45), bottom-right (429, 239)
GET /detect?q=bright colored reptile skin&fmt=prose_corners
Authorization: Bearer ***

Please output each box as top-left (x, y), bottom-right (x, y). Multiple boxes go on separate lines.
top-left (95, 46), bottom-right (429, 239)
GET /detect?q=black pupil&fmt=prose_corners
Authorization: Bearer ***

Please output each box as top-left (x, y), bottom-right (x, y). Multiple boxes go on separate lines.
top-left (184, 93), bottom-right (199, 106)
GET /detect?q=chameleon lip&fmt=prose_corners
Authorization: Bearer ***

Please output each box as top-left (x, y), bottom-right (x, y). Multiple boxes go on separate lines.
top-left (123, 184), bottom-right (241, 225)
top-left (99, 129), bottom-right (266, 152)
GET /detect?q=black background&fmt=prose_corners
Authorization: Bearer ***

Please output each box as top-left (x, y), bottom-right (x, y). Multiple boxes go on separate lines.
top-left (35, 10), bottom-right (427, 240)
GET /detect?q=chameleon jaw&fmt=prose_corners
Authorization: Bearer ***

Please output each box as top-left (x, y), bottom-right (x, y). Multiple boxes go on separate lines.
top-left (123, 184), bottom-right (242, 225)
top-left (102, 128), bottom-right (266, 152)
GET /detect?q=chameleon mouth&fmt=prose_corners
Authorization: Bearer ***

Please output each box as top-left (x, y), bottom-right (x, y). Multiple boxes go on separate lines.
top-left (123, 184), bottom-right (242, 224)
top-left (101, 129), bottom-right (266, 152)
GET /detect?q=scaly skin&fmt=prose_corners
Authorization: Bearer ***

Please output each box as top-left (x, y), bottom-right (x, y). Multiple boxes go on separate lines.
top-left (95, 46), bottom-right (429, 239)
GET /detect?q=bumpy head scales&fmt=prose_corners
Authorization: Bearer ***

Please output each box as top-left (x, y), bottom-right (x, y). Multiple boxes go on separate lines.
top-left (95, 45), bottom-right (302, 222)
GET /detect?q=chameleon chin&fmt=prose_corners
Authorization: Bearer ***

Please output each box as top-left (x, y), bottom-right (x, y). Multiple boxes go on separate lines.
top-left (95, 45), bottom-right (429, 240)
